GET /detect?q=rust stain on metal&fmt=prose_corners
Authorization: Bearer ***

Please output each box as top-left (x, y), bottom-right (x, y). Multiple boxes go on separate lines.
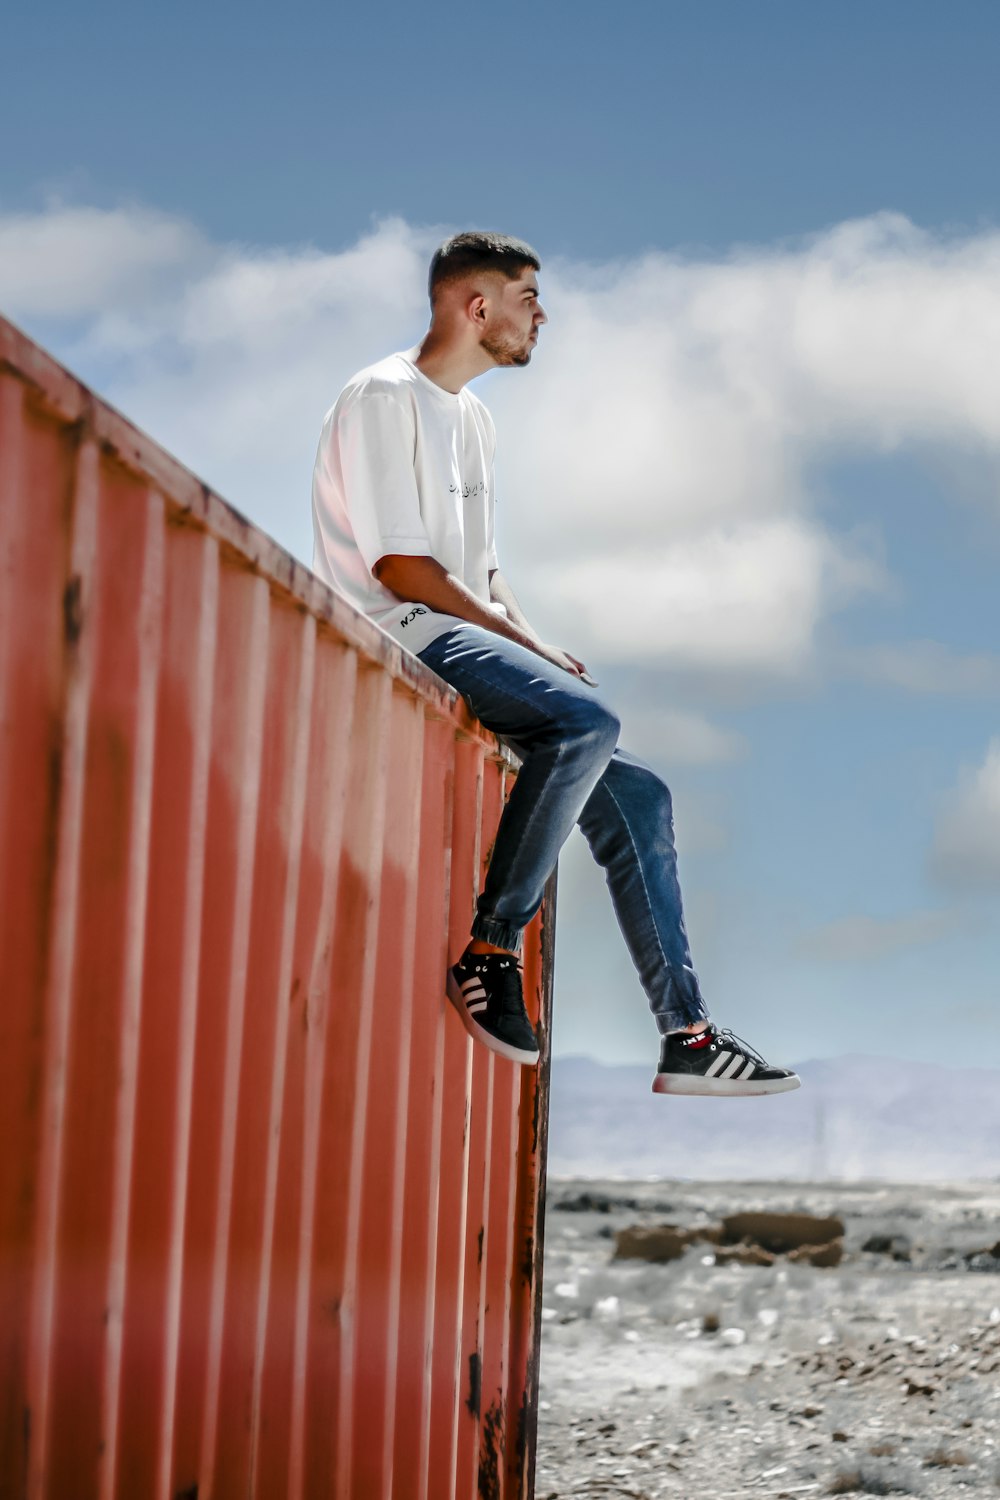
top-left (62, 574), bottom-right (84, 645)
top-left (478, 1399), bottom-right (504, 1500)
top-left (530, 1056), bottom-right (541, 1156)
top-left (466, 1351), bottom-right (482, 1418)
top-left (521, 1230), bottom-right (534, 1287)
top-left (514, 1380), bottom-right (531, 1477)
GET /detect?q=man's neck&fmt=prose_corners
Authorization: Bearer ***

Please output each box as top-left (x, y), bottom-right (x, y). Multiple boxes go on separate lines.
top-left (411, 330), bottom-right (493, 394)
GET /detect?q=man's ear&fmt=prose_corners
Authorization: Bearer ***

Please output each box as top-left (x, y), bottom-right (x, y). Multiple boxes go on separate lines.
top-left (466, 292), bottom-right (489, 327)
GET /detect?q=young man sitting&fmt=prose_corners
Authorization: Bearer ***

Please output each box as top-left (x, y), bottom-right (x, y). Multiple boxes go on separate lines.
top-left (311, 231), bottom-right (800, 1098)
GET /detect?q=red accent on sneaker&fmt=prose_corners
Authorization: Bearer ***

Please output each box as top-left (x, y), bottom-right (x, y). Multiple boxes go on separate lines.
top-left (684, 1030), bottom-right (714, 1049)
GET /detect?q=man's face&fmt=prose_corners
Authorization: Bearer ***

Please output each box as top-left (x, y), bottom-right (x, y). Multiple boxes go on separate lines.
top-left (479, 268), bottom-right (547, 367)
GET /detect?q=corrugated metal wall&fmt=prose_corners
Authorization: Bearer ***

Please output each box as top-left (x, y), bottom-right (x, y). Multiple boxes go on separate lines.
top-left (0, 314), bottom-right (556, 1500)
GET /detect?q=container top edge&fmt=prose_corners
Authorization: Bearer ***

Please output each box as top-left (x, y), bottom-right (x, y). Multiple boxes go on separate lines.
top-left (0, 312), bottom-right (520, 768)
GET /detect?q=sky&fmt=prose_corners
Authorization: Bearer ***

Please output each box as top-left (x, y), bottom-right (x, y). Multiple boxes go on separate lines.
top-left (2, 0), bottom-right (999, 1069)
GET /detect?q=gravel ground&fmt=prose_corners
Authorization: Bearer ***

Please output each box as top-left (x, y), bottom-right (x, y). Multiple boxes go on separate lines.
top-left (535, 1178), bottom-right (1000, 1499)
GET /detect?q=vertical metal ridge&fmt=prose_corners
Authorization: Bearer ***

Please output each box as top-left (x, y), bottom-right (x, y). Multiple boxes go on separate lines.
top-left (431, 1030), bottom-right (473, 1500)
top-left (246, 611), bottom-right (317, 1497)
top-left (504, 1063), bottom-right (539, 1500)
top-left (26, 435), bottom-right (100, 1500)
top-left (494, 1058), bottom-right (522, 1499)
top-left (454, 743), bottom-right (493, 1500)
top-left (210, 600), bottom-right (320, 1494)
top-left (359, 690), bottom-right (425, 1500)
top-left (458, 751), bottom-right (507, 1500)
top-left (417, 1001), bottom-right (450, 1500)
top-left (459, 1049), bottom-right (495, 1500)
top-left (156, 533), bottom-right (220, 1500)
top-left (480, 1060), bottom-right (518, 1500)
top-left (99, 490), bottom-right (167, 1500)
top-left (390, 710), bottom-right (453, 1500)
top-left (489, 762), bottom-right (525, 1500)
top-left (451, 740), bottom-right (485, 1500)
top-left (198, 576), bottom-right (272, 1486)
top-left (333, 663), bottom-right (394, 1496)
top-left (478, 1014), bottom-right (520, 1500)
top-left (507, 863), bottom-right (558, 1500)
top-left (287, 639), bottom-right (358, 1500)
top-left (427, 732), bottom-right (481, 1500)
top-left (0, 373), bottom-right (25, 778)
top-left (0, 371), bottom-right (27, 1494)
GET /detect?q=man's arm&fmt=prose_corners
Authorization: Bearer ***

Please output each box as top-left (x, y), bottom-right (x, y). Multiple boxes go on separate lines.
top-left (374, 555), bottom-right (594, 680)
top-left (488, 566), bottom-right (543, 646)
top-left (373, 554), bottom-right (543, 655)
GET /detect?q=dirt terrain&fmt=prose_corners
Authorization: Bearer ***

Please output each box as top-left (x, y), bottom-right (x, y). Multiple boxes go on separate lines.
top-left (534, 1178), bottom-right (1000, 1499)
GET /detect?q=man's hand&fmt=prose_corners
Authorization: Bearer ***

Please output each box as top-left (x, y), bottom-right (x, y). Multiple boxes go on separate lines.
top-left (487, 566), bottom-right (597, 683)
top-left (536, 642), bottom-right (598, 685)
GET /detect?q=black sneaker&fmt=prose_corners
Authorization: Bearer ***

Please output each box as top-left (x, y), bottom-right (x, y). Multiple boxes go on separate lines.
top-left (652, 1022), bottom-right (800, 1096)
top-left (446, 947), bottom-right (540, 1066)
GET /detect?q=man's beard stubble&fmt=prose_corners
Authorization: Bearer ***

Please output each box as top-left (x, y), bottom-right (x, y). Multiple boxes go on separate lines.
top-left (480, 316), bottom-right (533, 367)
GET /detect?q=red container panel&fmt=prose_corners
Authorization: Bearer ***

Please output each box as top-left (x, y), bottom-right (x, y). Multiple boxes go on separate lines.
top-left (0, 313), bottom-right (556, 1500)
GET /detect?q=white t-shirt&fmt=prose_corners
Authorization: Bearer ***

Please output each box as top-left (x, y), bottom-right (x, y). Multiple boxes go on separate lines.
top-left (311, 348), bottom-right (509, 658)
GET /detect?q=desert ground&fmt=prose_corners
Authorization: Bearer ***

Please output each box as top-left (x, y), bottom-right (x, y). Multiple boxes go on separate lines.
top-left (534, 1177), bottom-right (1000, 1499)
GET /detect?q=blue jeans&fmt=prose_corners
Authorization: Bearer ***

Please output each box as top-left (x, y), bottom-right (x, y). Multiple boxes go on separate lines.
top-left (416, 624), bottom-right (708, 1034)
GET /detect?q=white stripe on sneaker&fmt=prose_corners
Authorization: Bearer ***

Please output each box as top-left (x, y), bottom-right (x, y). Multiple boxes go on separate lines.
top-left (720, 1053), bottom-right (745, 1079)
top-left (460, 974), bottom-right (483, 992)
top-left (737, 1059), bottom-right (757, 1079)
top-left (704, 1050), bottom-right (732, 1077)
top-left (464, 987), bottom-right (486, 1005)
top-left (467, 1001), bottom-right (488, 1014)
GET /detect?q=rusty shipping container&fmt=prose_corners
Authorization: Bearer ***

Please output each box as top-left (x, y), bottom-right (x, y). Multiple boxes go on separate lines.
top-left (0, 313), bottom-right (557, 1500)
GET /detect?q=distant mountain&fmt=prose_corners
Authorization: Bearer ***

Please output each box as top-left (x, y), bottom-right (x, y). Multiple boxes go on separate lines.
top-left (547, 1053), bottom-right (1000, 1181)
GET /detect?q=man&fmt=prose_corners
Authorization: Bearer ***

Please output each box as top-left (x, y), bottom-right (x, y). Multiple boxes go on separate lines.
top-left (311, 231), bottom-right (799, 1097)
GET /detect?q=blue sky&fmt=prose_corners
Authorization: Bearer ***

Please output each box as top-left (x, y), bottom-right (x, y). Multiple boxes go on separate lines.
top-left (5, 0), bottom-right (1000, 255)
top-left (3, 0), bottom-right (998, 1068)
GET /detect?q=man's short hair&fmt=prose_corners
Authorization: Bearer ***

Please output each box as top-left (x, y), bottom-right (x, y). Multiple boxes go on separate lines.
top-left (428, 231), bottom-right (541, 303)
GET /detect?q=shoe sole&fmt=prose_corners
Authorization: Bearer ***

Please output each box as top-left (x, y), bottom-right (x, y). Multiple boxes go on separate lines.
top-left (652, 1072), bottom-right (801, 1097)
top-left (446, 969), bottom-right (540, 1067)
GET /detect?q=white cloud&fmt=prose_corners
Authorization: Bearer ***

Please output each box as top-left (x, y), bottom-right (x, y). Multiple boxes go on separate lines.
top-left (615, 704), bottom-right (746, 766)
top-left (845, 640), bottom-right (1000, 696)
top-left (0, 202), bottom-right (210, 318)
top-left (2, 203), bottom-right (1000, 680)
top-left (931, 739), bottom-right (1000, 888)
top-left (490, 212), bottom-right (1000, 553)
top-left (535, 517), bottom-right (883, 669)
top-left (795, 908), bottom-right (965, 962)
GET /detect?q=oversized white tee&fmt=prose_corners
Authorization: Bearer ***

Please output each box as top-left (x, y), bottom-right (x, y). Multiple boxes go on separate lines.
top-left (311, 348), bottom-right (509, 658)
